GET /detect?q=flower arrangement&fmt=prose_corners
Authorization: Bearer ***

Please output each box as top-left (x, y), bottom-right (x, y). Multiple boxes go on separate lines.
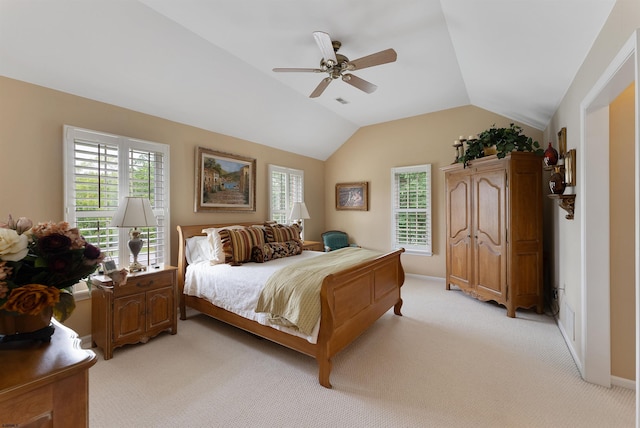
top-left (0, 215), bottom-right (104, 322)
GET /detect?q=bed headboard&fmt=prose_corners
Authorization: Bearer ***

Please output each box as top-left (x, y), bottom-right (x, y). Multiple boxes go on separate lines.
top-left (176, 222), bottom-right (260, 292)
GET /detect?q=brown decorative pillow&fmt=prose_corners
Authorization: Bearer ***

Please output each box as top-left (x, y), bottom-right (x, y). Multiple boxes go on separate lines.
top-left (251, 240), bottom-right (303, 263)
top-left (264, 223), bottom-right (301, 243)
top-left (218, 227), bottom-right (265, 264)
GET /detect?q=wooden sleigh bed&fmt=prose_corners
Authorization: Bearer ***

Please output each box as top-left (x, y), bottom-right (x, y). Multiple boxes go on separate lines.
top-left (177, 223), bottom-right (405, 388)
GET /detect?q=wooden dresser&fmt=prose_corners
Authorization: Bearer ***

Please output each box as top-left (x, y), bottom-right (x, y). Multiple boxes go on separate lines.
top-left (0, 320), bottom-right (97, 427)
top-left (442, 152), bottom-right (544, 317)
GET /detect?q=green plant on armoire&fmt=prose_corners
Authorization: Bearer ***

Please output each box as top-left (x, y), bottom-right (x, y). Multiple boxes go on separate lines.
top-left (459, 123), bottom-right (543, 166)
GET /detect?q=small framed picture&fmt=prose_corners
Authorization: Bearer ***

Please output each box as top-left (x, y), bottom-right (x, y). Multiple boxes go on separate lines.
top-left (102, 260), bottom-right (117, 274)
top-left (558, 127), bottom-right (567, 156)
top-left (335, 182), bottom-right (369, 211)
top-left (564, 149), bottom-right (576, 186)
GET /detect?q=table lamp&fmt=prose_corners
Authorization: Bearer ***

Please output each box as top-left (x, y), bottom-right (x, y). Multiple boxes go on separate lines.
top-left (288, 201), bottom-right (310, 232)
top-left (110, 197), bottom-right (157, 272)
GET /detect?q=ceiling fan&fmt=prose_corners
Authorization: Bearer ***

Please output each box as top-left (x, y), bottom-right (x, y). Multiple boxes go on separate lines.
top-left (273, 31), bottom-right (397, 98)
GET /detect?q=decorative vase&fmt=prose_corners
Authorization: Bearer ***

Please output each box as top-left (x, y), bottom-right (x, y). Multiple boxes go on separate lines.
top-left (543, 142), bottom-right (558, 166)
top-left (0, 307), bottom-right (54, 343)
top-left (549, 166), bottom-right (566, 194)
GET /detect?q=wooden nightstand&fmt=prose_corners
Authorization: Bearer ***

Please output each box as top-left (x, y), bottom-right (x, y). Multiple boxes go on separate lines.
top-left (302, 240), bottom-right (324, 251)
top-left (91, 265), bottom-right (178, 359)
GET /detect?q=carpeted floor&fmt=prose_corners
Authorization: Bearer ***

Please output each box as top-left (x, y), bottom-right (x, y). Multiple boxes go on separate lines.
top-left (89, 276), bottom-right (635, 427)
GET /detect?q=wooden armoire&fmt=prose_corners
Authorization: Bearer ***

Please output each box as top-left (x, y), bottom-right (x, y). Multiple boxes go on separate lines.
top-left (441, 152), bottom-right (543, 317)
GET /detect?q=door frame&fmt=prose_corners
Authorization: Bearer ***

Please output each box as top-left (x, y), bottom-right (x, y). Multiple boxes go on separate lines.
top-left (580, 29), bottom-right (639, 420)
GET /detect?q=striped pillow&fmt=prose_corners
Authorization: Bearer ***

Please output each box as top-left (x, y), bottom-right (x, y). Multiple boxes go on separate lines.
top-left (264, 223), bottom-right (301, 243)
top-left (218, 227), bottom-right (265, 264)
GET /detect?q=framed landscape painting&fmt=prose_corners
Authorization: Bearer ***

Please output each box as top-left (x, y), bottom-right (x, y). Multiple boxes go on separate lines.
top-left (195, 147), bottom-right (256, 212)
top-left (335, 182), bottom-right (369, 211)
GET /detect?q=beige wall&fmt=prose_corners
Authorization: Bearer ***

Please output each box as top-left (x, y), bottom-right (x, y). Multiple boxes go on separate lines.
top-left (544, 0), bottom-right (640, 382)
top-left (325, 105), bottom-right (543, 278)
top-left (610, 83), bottom-right (636, 380)
top-left (0, 75), bottom-right (545, 337)
top-left (0, 76), bottom-right (325, 337)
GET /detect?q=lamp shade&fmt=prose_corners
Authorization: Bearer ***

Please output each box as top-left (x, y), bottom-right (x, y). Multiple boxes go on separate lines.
top-left (110, 197), bottom-right (157, 228)
top-left (288, 201), bottom-right (310, 221)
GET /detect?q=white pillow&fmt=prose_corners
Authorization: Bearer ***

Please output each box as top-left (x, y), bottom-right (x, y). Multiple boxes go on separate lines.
top-left (184, 236), bottom-right (212, 264)
top-left (202, 226), bottom-right (246, 264)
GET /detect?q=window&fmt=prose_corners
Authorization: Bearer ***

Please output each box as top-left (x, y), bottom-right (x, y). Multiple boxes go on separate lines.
top-left (268, 164), bottom-right (304, 227)
top-left (63, 126), bottom-right (170, 270)
top-left (391, 164), bottom-right (431, 255)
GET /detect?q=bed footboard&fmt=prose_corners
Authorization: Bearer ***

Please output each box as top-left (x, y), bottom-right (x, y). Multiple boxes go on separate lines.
top-left (317, 248), bottom-right (405, 388)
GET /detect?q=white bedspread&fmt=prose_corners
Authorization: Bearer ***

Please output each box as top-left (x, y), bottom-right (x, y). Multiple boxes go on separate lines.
top-left (184, 251), bottom-right (324, 344)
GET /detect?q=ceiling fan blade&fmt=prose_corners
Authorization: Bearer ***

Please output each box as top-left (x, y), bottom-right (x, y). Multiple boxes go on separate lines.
top-left (313, 31), bottom-right (338, 65)
top-left (349, 48), bottom-right (397, 71)
top-left (342, 74), bottom-right (377, 94)
top-left (273, 68), bottom-right (323, 73)
top-left (310, 77), bottom-right (332, 98)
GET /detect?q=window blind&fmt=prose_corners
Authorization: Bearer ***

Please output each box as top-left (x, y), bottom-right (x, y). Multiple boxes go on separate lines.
top-left (64, 126), bottom-right (170, 268)
top-left (391, 164), bottom-right (432, 255)
top-left (268, 165), bottom-right (304, 226)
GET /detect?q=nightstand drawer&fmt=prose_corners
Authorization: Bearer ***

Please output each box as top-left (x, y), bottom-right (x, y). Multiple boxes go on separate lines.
top-left (302, 240), bottom-right (323, 251)
top-left (119, 269), bottom-right (173, 294)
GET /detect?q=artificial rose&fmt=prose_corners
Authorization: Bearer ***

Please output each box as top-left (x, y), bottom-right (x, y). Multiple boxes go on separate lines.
top-left (1, 284), bottom-right (60, 315)
top-left (37, 233), bottom-right (72, 254)
top-left (0, 283), bottom-right (8, 299)
top-left (83, 242), bottom-right (103, 263)
top-left (48, 253), bottom-right (72, 273)
top-left (0, 228), bottom-right (29, 262)
top-left (15, 217), bottom-right (33, 235)
top-left (0, 261), bottom-right (12, 281)
top-left (64, 227), bottom-right (85, 250)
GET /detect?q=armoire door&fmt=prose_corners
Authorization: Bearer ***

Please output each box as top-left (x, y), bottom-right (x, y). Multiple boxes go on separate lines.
top-left (473, 168), bottom-right (507, 301)
top-left (446, 173), bottom-right (472, 291)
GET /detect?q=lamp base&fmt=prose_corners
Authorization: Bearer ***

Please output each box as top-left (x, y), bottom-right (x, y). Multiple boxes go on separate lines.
top-left (128, 229), bottom-right (146, 273)
top-left (128, 261), bottom-right (146, 273)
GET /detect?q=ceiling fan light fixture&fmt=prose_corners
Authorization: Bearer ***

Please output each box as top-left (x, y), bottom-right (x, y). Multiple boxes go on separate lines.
top-left (273, 31), bottom-right (397, 98)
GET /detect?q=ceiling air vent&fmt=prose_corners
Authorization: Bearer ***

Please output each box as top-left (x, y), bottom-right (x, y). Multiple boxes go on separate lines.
top-left (335, 97), bottom-right (349, 104)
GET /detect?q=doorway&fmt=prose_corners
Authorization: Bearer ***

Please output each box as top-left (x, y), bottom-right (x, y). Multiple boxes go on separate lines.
top-left (581, 30), bottom-right (639, 420)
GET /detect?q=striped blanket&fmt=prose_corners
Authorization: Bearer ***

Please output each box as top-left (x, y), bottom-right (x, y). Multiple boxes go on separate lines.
top-left (255, 247), bottom-right (382, 335)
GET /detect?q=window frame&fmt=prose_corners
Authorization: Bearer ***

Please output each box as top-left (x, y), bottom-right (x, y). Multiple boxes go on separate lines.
top-left (63, 126), bottom-right (171, 278)
top-left (390, 164), bottom-right (432, 256)
top-left (268, 164), bottom-right (305, 231)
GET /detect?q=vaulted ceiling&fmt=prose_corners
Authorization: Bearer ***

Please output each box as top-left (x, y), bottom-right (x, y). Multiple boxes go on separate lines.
top-left (0, 0), bottom-right (616, 160)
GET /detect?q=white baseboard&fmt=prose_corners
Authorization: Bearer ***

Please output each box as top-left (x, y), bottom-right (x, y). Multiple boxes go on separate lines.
top-left (554, 314), bottom-right (635, 390)
top-left (80, 334), bottom-right (92, 349)
top-left (611, 375), bottom-right (636, 390)
top-left (555, 313), bottom-right (584, 378)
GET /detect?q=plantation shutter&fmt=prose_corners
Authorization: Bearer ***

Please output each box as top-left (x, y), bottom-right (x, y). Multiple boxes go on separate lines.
top-left (391, 164), bottom-right (432, 255)
top-left (70, 138), bottom-right (120, 263)
top-left (64, 126), bottom-right (170, 268)
top-left (268, 165), bottom-right (304, 225)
